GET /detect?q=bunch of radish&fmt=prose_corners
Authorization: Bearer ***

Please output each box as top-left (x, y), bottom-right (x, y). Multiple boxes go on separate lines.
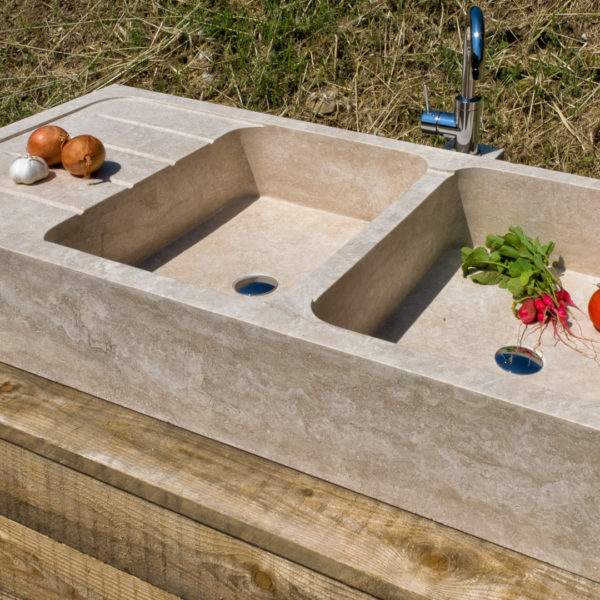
top-left (516, 289), bottom-right (588, 353)
top-left (517, 289), bottom-right (575, 326)
top-left (462, 226), bottom-right (599, 361)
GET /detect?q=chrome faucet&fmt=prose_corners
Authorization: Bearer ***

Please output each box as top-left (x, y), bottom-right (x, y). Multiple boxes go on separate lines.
top-left (421, 6), bottom-right (485, 154)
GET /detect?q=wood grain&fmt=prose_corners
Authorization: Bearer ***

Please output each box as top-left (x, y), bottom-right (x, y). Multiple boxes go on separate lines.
top-left (0, 514), bottom-right (180, 600)
top-left (0, 439), bottom-right (375, 600)
top-left (0, 590), bottom-right (23, 600)
top-left (1, 361), bottom-right (599, 600)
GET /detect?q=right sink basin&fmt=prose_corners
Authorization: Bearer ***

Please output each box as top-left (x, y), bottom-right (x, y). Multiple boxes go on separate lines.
top-left (312, 166), bottom-right (600, 392)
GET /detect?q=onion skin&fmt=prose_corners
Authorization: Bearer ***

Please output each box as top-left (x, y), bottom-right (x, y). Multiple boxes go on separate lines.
top-left (26, 125), bottom-right (70, 166)
top-left (61, 135), bottom-right (106, 178)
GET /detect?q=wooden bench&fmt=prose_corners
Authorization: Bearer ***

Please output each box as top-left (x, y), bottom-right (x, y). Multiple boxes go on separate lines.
top-left (0, 362), bottom-right (598, 599)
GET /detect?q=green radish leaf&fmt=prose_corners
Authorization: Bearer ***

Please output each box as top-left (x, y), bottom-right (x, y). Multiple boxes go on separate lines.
top-left (520, 270), bottom-right (532, 286)
top-left (508, 225), bottom-right (523, 236)
top-left (470, 271), bottom-right (508, 286)
top-left (507, 277), bottom-right (526, 297)
top-left (460, 246), bottom-right (489, 273)
top-left (489, 250), bottom-right (502, 262)
top-left (461, 247), bottom-right (491, 274)
top-left (460, 246), bottom-right (473, 262)
top-left (518, 244), bottom-right (533, 259)
top-left (500, 244), bottom-right (520, 259)
top-left (510, 226), bottom-right (535, 254)
top-left (470, 246), bottom-right (491, 261)
top-left (543, 240), bottom-right (555, 259)
top-left (517, 257), bottom-right (532, 270)
top-left (508, 260), bottom-right (524, 276)
top-left (533, 254), bottom-right (547, 271)
top-left (485, 234), bottom-right (504, 250)
top-left (503, 232), bottom-right (520, 249)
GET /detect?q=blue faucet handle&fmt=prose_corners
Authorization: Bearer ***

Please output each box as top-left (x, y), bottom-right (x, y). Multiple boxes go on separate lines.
top-left (421, 84), bottom-right (458, 134)
top-left (421, 109), bottom-right (457, 135)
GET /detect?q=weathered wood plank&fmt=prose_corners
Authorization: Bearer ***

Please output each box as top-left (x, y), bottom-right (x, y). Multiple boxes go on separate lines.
top-left (0, 514), bottom-right (181, 600)
top-left (0, 440), bottom-right (376, 600)
top-left (0, 441), bottom-right (371, 600)
top-left (1, 362), bottom-right (599, 600)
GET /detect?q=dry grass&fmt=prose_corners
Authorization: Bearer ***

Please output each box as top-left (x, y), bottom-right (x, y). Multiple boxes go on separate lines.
top-left (1, 0), bottom-right (599, 177)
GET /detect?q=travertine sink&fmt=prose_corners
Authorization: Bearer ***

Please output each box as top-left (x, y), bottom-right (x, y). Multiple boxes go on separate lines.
top-left (2, 85), bottom-right (599, 583)
top-left (46, 126), bottom-right (426, 294)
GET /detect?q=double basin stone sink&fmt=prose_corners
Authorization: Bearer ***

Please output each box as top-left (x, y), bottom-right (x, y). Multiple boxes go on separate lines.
top-left (1, 85), bottom-right (599, 581)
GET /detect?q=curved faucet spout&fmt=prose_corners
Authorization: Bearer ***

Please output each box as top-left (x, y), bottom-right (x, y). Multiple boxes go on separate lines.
top-left (420, 5), bottom-right (485, 154)
top-left (462, 7), bottom-right (485, 98)
top-left (470, 7), bottom-right (485, 81)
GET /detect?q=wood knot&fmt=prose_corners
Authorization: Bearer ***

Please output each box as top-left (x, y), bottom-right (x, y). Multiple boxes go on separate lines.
top-left (0, 382), bottom-right (16, 393)
top-left (253, 570), bottom-right (274, 591)
top-left (418, 546), bottom-right (452, 573)
top-left (302, 488), bottom-right (314, 497)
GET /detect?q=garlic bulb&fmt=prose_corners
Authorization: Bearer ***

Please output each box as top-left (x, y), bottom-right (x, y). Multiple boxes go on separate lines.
top-left (9, 154), bottom-right (49, 184)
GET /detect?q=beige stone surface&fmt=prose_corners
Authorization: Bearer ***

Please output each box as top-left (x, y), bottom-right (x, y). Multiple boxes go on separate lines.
top-left (1, 85), bottom-right (600, 582)
top-left (139, 196), bottom-right (368, 294)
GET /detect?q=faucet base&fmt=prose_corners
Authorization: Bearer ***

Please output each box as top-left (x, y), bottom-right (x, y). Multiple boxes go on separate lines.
top-left (443, 140), bottom-right (504, 159)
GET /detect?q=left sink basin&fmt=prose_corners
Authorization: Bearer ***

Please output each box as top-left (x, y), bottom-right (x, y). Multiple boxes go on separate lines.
top-left (45, 125), bottom-right (427, 295)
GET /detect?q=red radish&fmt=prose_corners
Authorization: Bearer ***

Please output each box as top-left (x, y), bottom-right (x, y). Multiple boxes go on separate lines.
top-left (561, 289), bottom-right (577, 308)
top-left (557, 288), bottom-right (581, 311)
top-left (518, 299), bottom-right (537, 324)
top-left (557, 307), bottom-right (568, 324)
top-left (542, 294), bottom-right (555, 307)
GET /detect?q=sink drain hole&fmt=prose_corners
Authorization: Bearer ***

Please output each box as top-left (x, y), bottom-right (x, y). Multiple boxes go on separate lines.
top-left (495, 346), bottom-right (543, 375)
top-left (233, 275), bottom-right (278, 296)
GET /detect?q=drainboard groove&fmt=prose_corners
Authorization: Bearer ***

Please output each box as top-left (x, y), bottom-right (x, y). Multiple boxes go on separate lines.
top-left (0, 185), bottom-right (85, 214)
top-left (129, 95), bottom-right (268, 125)
top-left (98, 113), bottom-right (216, 143)
top-left (102, 143), bottom-right (176, 166)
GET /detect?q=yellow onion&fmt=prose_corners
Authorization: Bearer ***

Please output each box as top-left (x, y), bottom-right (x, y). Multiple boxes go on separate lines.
top-left (26, 125), bottom-right (70, 166)
top-left (61, 135), bottom-right (106, 178)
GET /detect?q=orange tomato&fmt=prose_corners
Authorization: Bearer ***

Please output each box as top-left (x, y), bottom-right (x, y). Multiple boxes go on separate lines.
top-left (589, 286), bottom-right (600, 330)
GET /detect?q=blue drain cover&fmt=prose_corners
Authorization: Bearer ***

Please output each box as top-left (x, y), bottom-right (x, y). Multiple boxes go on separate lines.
top-left (495, 346), bottom-right (543, 375)
top-left (233, 275), bottom-right (278, 296)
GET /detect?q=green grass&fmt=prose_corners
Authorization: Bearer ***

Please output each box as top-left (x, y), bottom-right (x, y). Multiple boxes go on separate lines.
top-left (1, 0), bottom-right (599, 177)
